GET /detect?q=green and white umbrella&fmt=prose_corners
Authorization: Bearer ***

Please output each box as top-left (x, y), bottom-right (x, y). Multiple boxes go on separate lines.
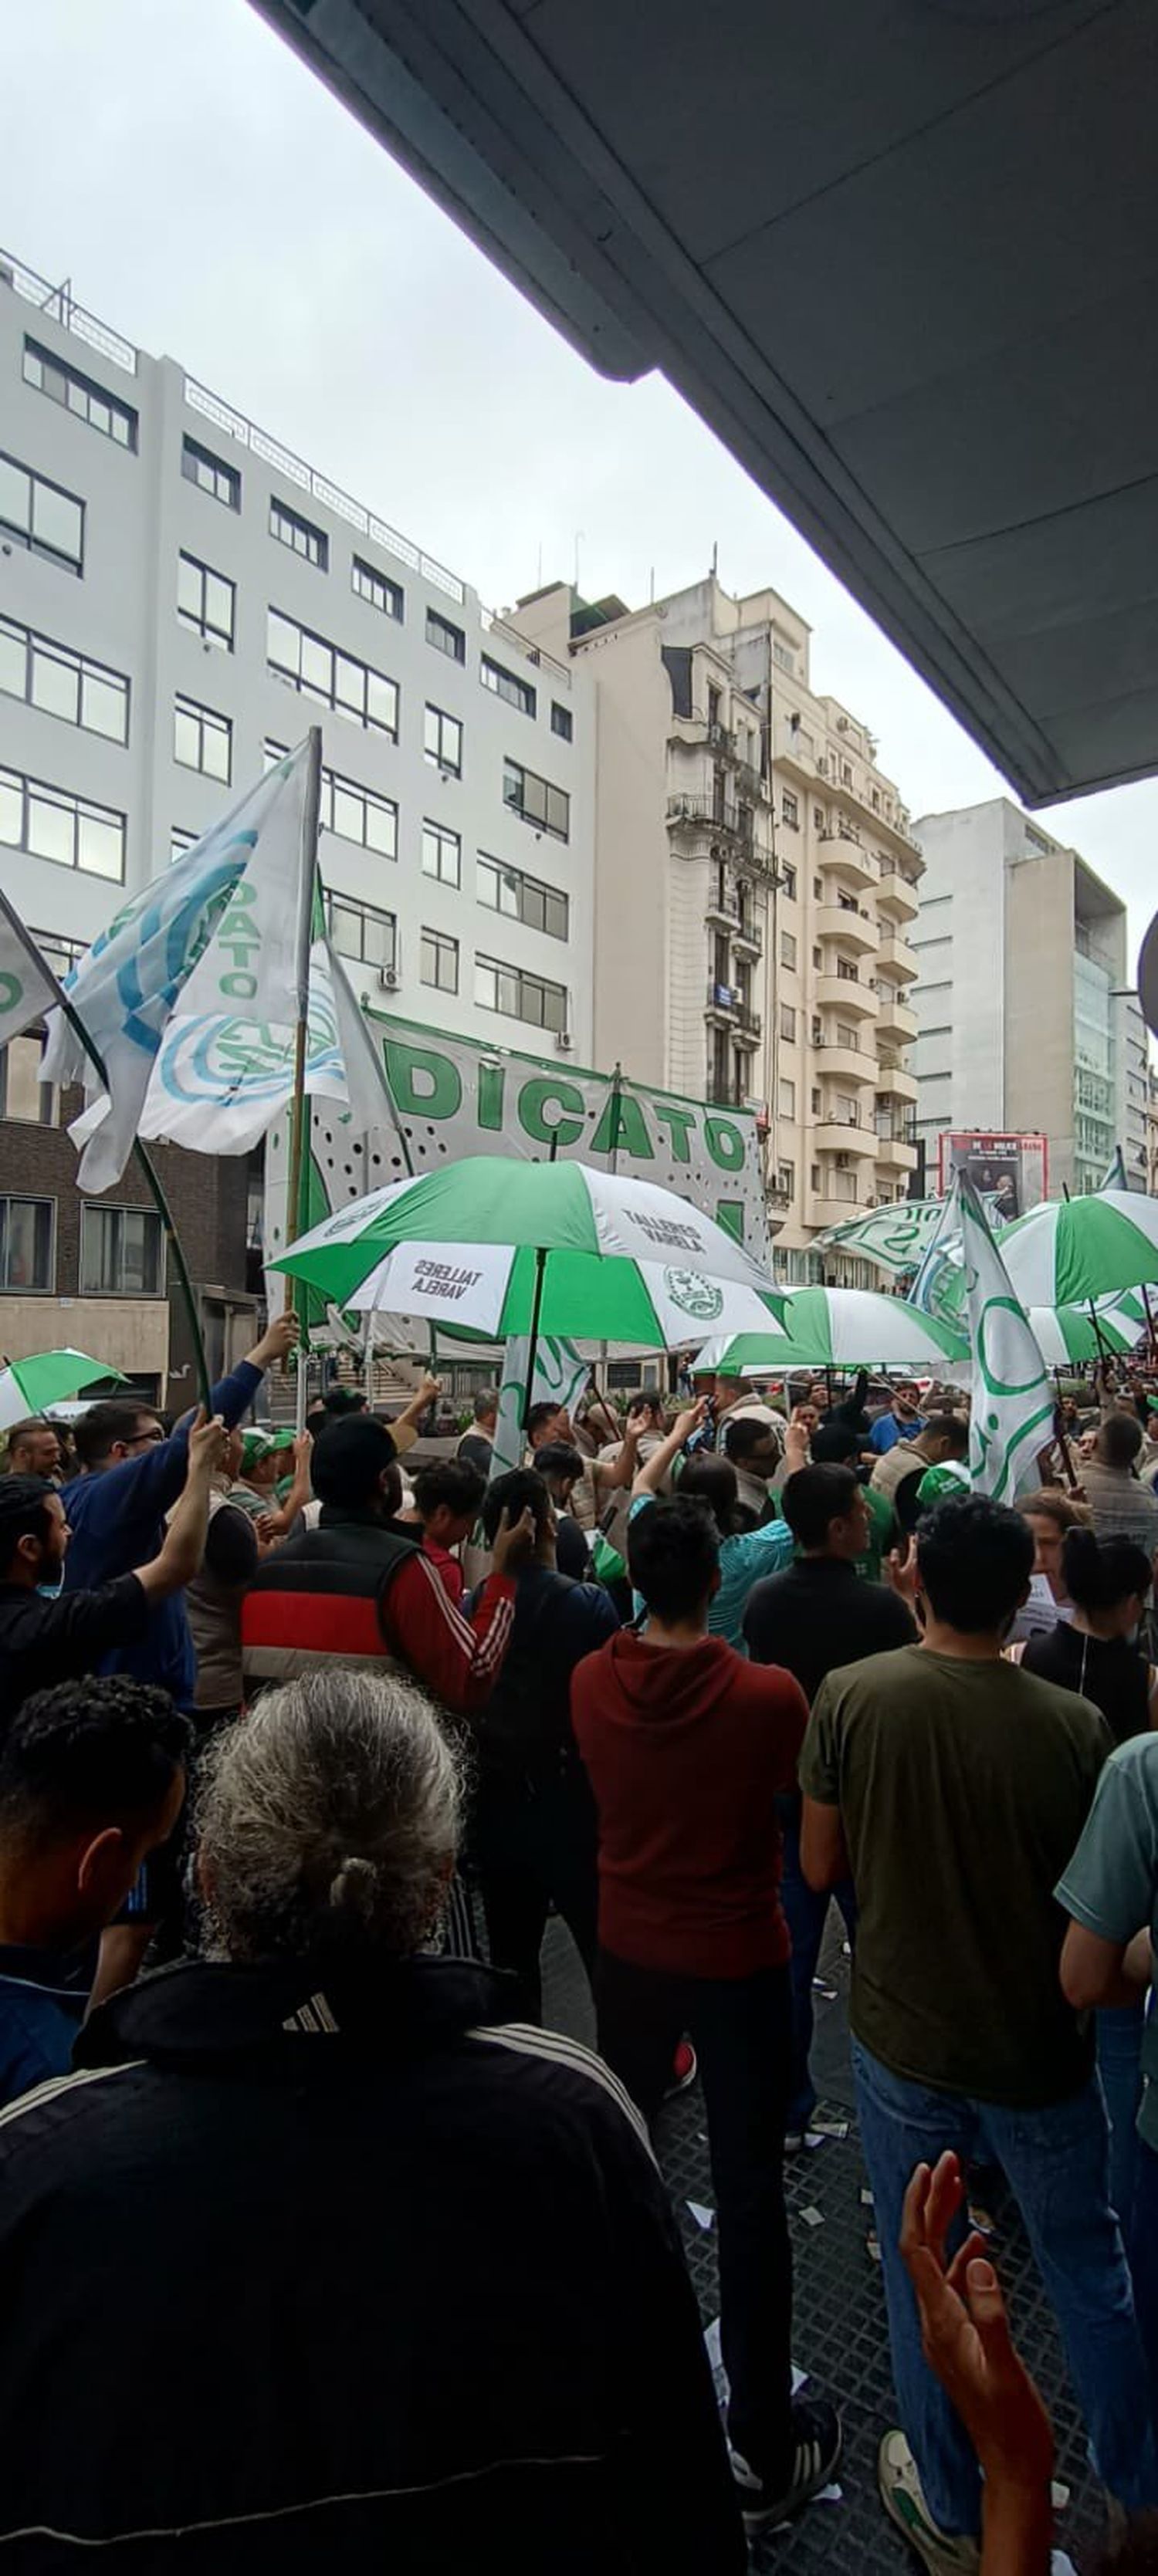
top-left (272, 1156), bottom-right (788, 1351)
top-left (0, 1347), bottom-right (126, 1433)
top-left (696, 1285), bottom-right (967, 1376)
top-left (1001, 1190), bottom-right (1158, 1306)
top-left (1025, 1302), bottom-right (1142, 1368)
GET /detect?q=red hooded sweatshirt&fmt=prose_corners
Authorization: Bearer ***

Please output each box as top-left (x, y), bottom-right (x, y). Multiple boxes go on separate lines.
top-left (571, 1631), bottom-right (808, 1979)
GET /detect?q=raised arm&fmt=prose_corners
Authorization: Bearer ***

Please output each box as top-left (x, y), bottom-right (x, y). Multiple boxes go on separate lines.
top-left (103, 1311), bottom-right (300, 1526)
top-left (633, 1401), bottom-right (707, 1498)
top-left (256, 1432), bottom-right (313, 1545)
top-left (134, 1412), bottom-right (229, 1598)
top-left (390, 1373), bottom-right (442, 1459)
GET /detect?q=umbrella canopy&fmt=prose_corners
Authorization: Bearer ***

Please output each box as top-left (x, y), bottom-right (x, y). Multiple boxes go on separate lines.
top-left (697, 1286), bottom-right (966, 1374)
top-left (1001, 1190), bottom-right (1158, 1306)
top-left (1024, 1303), bottom-right (1139, 1367)
top-left (272, 1158), bottom-right (787, 1351)
top-left (0, 1348), bottom-right (127, 1433)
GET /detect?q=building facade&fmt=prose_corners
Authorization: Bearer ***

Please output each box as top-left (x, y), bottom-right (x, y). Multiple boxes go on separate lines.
top-left (513, 573), bottom-right (923, 1279)
top-left (912, 800), bottom-right (1146, 1197)
top-left (0, 247), bottom-right (594, 1379)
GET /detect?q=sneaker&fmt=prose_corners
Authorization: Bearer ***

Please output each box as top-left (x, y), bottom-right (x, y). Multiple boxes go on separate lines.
top-left (877, 2430), bottom-right (980, 2574)
top-left (730, 2396), bottom-right (841, 2530)
top-left (784, 2128), bottom-right (808, 2155)
top-left (665, 2037), bottom-right (698, 2097)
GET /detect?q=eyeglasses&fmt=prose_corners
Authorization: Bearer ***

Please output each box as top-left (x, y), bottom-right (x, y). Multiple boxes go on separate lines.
top-left (126, 1426), bottom-right (166, 1449)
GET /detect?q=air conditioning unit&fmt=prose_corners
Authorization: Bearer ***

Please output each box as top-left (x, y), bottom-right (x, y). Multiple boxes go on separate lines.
top-left (556, 1029), bottom-right (574, 1053)
top-left (378, 965), bottom-right (400, 991)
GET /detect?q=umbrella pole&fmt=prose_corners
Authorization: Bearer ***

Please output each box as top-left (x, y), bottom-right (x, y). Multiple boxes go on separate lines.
top-left (1051, 1377), bottom-right (1079, 1492)
top-left (285, 727), bottom-right (323, 1437)
top-left (1143, 1283), bottom-right (1158, 1367)
top-left (521, 1133), bottom-right (559, 1432)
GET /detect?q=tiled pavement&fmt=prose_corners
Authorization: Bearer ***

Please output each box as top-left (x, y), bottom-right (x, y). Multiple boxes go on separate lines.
top-left (540, 1915), bottom-right (1110, 2574)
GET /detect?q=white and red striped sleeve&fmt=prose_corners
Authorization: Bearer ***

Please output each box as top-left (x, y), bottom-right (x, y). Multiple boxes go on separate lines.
top-left (381, 1552), bottom-right (516, 1716)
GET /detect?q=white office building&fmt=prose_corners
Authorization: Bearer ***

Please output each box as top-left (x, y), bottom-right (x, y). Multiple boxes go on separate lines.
top-left (0, 247), bottom-right (594, 1056)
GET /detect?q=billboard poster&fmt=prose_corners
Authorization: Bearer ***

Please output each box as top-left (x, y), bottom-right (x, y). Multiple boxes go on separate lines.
top-left (937, 1131), bottom-right (1048, 1219)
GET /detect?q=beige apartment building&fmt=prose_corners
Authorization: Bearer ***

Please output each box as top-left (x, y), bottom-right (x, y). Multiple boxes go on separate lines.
top-left (513, 573), bottom-right (923, 1279)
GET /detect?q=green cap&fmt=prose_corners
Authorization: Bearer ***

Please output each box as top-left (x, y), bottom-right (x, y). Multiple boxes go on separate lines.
top-left (916, 1461), bottom-right (971, 1506)
top-left (239, 1429), bottom-right (276, 1474)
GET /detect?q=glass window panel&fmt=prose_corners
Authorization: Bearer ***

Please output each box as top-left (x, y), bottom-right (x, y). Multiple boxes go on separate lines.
top-left (205, 571), bottom-right (232, 638)
top-left (0, 621), bottom-right (26, 698)
top-left (28, 788), bottom-right (74, 866)
top-left (0, 772), bottom-right (22, 844)
top-left (204, 719), bottom-right (230, 783)
top-left (542, 982), bottom-right (566, 1034)
top-left (302, 634), bottom-right (333, 696)
top-left (330, 784), bottom-right (362, 843)
top-left (174, 706), bottom-right (199, 767)
top-left (267, 610), bottom-right (298, 673)
top-left (77, 808), bottom-right (124, 878)
top-left (0, 457), bottom-right (31, 533)
top-left (4, 1198), bottom-right (52, 1290)
top-left (80, 668), bottom-right (127, 742)
top-left (546, 786), bottom-right (569, 840)
top-left (443, 714), bottom-right (461, 770)
top-left (80, 1205), bottom-right (114, 1293)
top-left (364, 912), bottom-right (394, 969)
top-left (330, 901), bottom-right (358, 956)
top-left (32, 482), bottom-right (82, 563)
top-left (365, 799), bottom-right (395, 857)
top-left (30, 645), bottom-right (79, 724)
top-left (22, 350), bottom-right (43, 390)
top-left (178, 556), bottom-right (201, 620)
top-left (366, 671), bottom-right (397, 733)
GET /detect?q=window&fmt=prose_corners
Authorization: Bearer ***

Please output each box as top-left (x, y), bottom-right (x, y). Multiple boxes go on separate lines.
top-left (267, 610), bottom-right (399, 738)
top-left (551, 701), bottom-right (573, 742)
top-left (0, 1195), bottom-right (54, 1290)
top-left (781, 790), bottom-right (799, 829)
top-left (269, 496), bottom-right (327, 570)
top-left (773, 640), bottom-right (795, 675)
top-left (778, 1079), bottom-right (796, 1117)
top-left (0, 615), bottom-right (128, 742)
top-left (80, 1205), bottom-right (163, 1296)
top-left (171, 827), bottom-right (200, 864)
top-left (174, 694), bottom-right (231, 783)
top-left (422, 821), bottom-right (461, 887)
top-left (475, 954), bottom-right (567, 1034)
top-left (351, 556), bottom-right (403, 621)
top-left (780, 930), bottom-right (797, 970)
top-left (23, 338), bottom-right (137, 451)
top-left (421, 928), bottom-right (459, 995)
top-left (777, 1163), bottom-right (794, 1198)
top-left (707, 685), bottom-right (722, 729)
top-left (481, 653), bottom-right (536, 718)
top-left (503, 757), bottom-right (569, 842)
top-left (813, 945), bottom-right (824, 968)
top-left (0, 1036), bottom-right (56, 1125)
top-left (0, 451), bottom-right (84, 574)
top-left (814, 806), bottom-right (825, 830)
top-left (181, 434), bottom-right (240, 511)
top-left (811, 1087), bottom-right (822, 1114)
top-left (813, 877), bottom-right (823, 899)
top-left (177, 553), bottom-right (235, 651)
top-left (0, 765), bottom-right (124, 880)
top-left (326, 893), bottom-right (397, 973)
top-left (478, 854), bottom-right (568, 941)
top-left (780, 1002), bottom-right (796, 1042)
top-left (263, 739), bottom-right (398, 857)
top-left (426, 608), bottom-right (466, 663)
top-left (424, 703), bottom-right (462, 776)
top-left (811, 1165), bottom-right (821, 1192)
top-left (780, 863), bottom-right (797, 901)
top-left (29, 925), bottom-right (83, 981)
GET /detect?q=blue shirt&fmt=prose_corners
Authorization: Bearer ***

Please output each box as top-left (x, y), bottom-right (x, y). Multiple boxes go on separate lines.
top-left (629, 1496), bottom-right (794, 1653)
top-left (868, 1411), bottom-right (926, 1455)
top-left (59, 1359), bottom-right (263, 1708)
top-left (0, 1945), bottom-right (91, 2108)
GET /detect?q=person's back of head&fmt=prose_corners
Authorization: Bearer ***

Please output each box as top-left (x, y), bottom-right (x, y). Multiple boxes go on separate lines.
top-left (1097, 1411), bottom-right (1143, 1472)
top-left (678, 1452), bottom-right (740, 1538)
top-left (310, 1415), bottom-right (398, 1514)
top-left (781, 1462), bottom-right (861, 1555)
top-left (531, 1440), bottom-right (584, 1499)
top-left (627, 1494), bottom-right (720, 1628)
top-left (923, 1411), bottom-right (970, 1464)
top-left (0, 1676), bottom-right (191, 1944)
top-left (72, 1398), bottom-right (163, 1472)
top-left (628, 1388), bottom-right (665, 1425)
top-left (811, 1421), bottom-right (858, 1467)
top-left (411, 1459), bottom-right (485, 1537)
top-left (0, 1475), bottom-right (59, 1585)
top-left (480, 1467), bottom-right (551, 1554)
top-left (1062, 1526), bottom-right (1153, 1622)
top-left (197, 1668), bottom-right (460, 1966)
top-left (323, 1387), bottom-right (367, 1419)
top-left (472, 1388), bottom-right (499, 1426)
top-left (916, 1494), bottom-right (1034, 1637)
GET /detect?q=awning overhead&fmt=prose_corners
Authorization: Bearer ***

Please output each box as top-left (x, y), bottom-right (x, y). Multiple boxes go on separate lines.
top-left (253, 0), bottom-right (1158, 806)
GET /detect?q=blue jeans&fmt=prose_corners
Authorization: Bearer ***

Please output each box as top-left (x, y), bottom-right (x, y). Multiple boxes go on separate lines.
top-left (1098, 2002), bottom-right (1145, 2232)
top-left (1131, 2133), bottom-right (1158, 2429)
top-left (853, 2039), bottom-right (1158, 2536)
top-left (778, 1793), bottom-right (857, 2131)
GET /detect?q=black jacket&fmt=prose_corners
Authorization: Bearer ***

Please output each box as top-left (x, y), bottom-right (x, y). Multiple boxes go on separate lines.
top-left (0, 1954), bottom-right (743, 2574)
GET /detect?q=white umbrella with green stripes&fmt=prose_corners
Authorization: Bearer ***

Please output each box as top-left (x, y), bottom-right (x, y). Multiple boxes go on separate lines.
top-left (696, 1285), bottom-right (966, 1374)
top-left (1001, 1190), bottom-right (1158, 1306)
top-left (0, 1348), bottom-right (127, 1433)
top-left (1024, 1303), bottom-right (1141, 1367)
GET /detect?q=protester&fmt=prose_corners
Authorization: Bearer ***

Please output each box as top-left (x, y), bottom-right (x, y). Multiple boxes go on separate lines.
top-left (183, 1428), bottom-right (261, 1729)
top-left (631, 1399), bottom-right (795, 1651)
top-left (1011, 1486), bottom-right (1085, 1641)
top-left (60, 1310), bottom-right (299, 1705)
top-left (1080, 1412), bottom-right (1158, 1554)
top-left (799, 1492), bottom-right (1156, 2558)
top-left (0, 1675), bottom-right (191, 2105)
top-left (868, 1408), bottom-right (970, 1506)
top-left (811, 1418), bottom-right (897, 1580)
top-left (456, 1387), bottom-right (498, 1476)
top-left (719, 1412), bottom-right (783, 1525)
top-left (743, 1462), bottom-right (915, 2142)
top-left (228, 1428), bottom-right (285, 1519)
top-left (468, 1468), bottom-right (618, 2018)
top-left (866, 1382), bottom-right (925, 1459)
top-left (573, 1494), bottom-right (841, 2533)
top-left (250, 1432), bottom-right (314, 1544)
top-left (1018, 1528), bottom-right (1156, 1740)
top-left (531, 1441), bottom-right (595, 1578)
top-left (3, 1417), bottom-right (63, 1481)
top-left (242, 1413), bottom-right (533, 1716)
top-left (0, 1414), bottom-right (227, 1721)
top-left (0, 1668), bottom-right (745, 2571)
top-left (409, 1459), bottom-right (486, 1604)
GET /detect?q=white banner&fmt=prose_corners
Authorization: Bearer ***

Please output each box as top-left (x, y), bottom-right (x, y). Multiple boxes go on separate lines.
top-left (958, 1177), bottom-right (1054, 1503)
top-left (0, 895), bottom-right (59, 1053)
top-left (491, 1337), bottom-right (591, 1481)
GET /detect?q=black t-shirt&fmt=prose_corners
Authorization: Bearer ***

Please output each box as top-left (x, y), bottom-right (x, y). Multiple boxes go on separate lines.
top-left (457, 1432), bottom-right (493, 1476)
top-left (554, 1513), bottom-right (593, 1581)
top-left (0, 1575), bottom-right (149, 1720)
top-left (1022, 1621), bottom-right (1151, 1749)
top-left (743, 1555), bottom-right (916, 1703)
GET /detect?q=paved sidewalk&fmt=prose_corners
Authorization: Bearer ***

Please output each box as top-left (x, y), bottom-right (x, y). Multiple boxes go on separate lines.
top-left (541, 1916), bottom-right (1109, 2572)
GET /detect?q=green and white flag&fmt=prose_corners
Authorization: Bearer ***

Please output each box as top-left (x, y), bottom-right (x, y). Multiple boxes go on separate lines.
top-left (957, 1176), bottom-right (1054, 1503)
top-left (811, 1198), bottom-right (951, 1276)
top-left (491, 1336), bottom-right (590, 1481)
top-left (0, 890), bottom-right (59, 1053)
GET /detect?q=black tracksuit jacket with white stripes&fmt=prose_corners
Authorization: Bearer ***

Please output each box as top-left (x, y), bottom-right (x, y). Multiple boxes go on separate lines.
top-left (0, 1953), bottom-right (744, 2573)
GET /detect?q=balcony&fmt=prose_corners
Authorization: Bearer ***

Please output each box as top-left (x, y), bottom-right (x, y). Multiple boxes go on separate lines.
top-left (807, 1188), bottom-right (868, 1230)
top-left (705, 894), bottom-right (742, 934)
top-left (875, 986), bottom-right (918, 1044)
top-left (776, 721), bottom-right (818, 784)
top-left (815, 901), bottom-right (879, 955)
top-left (819, 838), bottom-right (878, 894)
top-left (876, 869), bottom-right (922, 923)
top-left (668, 795), bottom-right (771, 870)
top-left (814, 1037), bottom-right (879, 1086)
top-left (875, 1124), bottom-right (919, 1171)
top-left (814, 972), bottom-right (879, 1020)
top-left (705, 978), bottom-right (739, 1025)
top-left (878, 928), bottom-right (919, 982)
top-left (813, 1118), bottom-right (877, 1158)
top-left (875, 1058), bottom-right (919, 1104)
top-left (733, 1002), bottom-right (762, 1050)
top-left (733, 917), bottom-right (764, 962)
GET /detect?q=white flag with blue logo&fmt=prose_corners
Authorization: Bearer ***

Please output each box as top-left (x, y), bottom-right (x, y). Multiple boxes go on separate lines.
top-left (42, 743), bottom-right (312, 1191)
top-left (0, 889), bottom-right (59, 1052)
top-left (137, 935), bottom-right (388, 1154)
top-left (957, 1175), bottom-right (1054, 1503)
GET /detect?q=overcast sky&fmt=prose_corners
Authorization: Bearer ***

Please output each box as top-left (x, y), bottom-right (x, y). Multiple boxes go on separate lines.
top-left (5, 0), bottom-right (1156, 972)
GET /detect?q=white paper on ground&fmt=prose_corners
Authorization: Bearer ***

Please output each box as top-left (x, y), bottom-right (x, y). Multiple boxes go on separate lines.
top-left (804, 2130), bottom-right (824, 2151)
top-left (799, 2205), bottom-right (824, 2229)
top-left (1052, 2556), bottom-right (1078, 2575)
top-left (770, 2483), bottom-right (842, 2534)
top-left (811, 2116), bottom-right (848, 2139)
top-left (687, 2200), bottom-right (715, 2232)
top-left (703, 2318), bottom-right (806, 2409)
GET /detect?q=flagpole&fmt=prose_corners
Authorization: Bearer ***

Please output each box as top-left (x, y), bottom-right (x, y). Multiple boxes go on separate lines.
top-left (0, 891), bottom-right (212, 1411)
top-left (522, 1134), bottom-right (560, 1430)
top-left (284, 726), bottom-right (323, 1433)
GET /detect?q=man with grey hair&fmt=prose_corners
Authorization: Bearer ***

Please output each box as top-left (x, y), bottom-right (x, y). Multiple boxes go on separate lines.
top-left (0, 1667), bottom-right (745, 2571)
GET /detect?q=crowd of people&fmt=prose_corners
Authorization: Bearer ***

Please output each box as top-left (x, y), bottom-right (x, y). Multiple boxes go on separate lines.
top-left (2, 1330), bottom-right (1158, 2567)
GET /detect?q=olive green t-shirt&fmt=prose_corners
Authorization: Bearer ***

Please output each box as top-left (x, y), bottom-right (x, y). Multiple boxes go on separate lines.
top-left (800, 1645), bottom-right (1109, 2107)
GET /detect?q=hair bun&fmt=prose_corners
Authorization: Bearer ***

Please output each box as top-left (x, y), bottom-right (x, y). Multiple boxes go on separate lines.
top-left (328, 1854), bottom-right (377, 1921)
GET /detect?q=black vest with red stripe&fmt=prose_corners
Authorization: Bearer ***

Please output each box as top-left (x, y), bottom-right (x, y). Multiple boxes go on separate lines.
top-left (241, 1513), bottom-right (419, 1695)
